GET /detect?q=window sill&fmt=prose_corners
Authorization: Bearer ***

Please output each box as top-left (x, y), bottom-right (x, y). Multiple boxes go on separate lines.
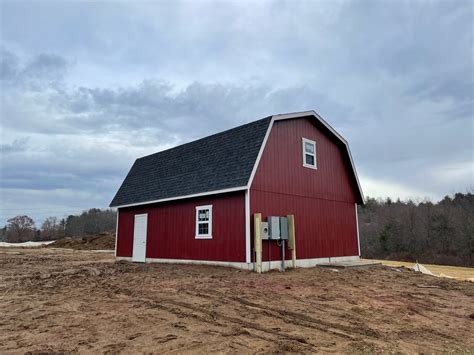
top-left (303, 163), bottom-right (317, 170)
top-left (195, 235), bottom-right (212, 239)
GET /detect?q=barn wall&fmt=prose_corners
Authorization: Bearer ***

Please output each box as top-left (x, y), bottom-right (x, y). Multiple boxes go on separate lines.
top-left (116, 191), bottom-right (246, 262)
top-left (250, 117), bottom-right (359, 261)
top-left (251, 117), bottom-right (359, 202)
top-left (250, 190), bottom-right (358, 260)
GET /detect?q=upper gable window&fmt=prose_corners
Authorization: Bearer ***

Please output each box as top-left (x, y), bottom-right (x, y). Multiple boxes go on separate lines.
top-left (195, 205), bottom-right (212, 239)
top-left (302, 138), bottom-right (317, 169)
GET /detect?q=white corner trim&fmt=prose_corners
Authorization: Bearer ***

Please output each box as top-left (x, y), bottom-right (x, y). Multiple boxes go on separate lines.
top-left (113, 186), bottom-right (247, 208)
top-left (245, 189), bottom-right (250, 264)
top-left (114, 208), bottom-right (119, 257)
top-left (355, 203), bottom-right (361, 256)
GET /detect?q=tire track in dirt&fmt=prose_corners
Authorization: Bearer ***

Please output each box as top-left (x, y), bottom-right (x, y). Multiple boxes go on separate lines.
top-left (2, 249), bottom-right (473, 353)
top-left (127, 294), bottom-right (316, 351)
top-left (183, 289), bottom-right (376, 340)
top-left (80, 273), bottom-right (369, 345)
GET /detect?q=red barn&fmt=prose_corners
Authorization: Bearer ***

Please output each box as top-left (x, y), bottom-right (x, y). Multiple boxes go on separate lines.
top-left (110, 111), bottom-right (364, 270)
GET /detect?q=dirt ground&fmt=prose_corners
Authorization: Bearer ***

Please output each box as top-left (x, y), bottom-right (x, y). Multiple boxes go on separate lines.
top-left (0, 248), bottom-right (473, 354)
top-left (47, 232), bottom-right (115, 250)
top-left (369, 259), bottom-right (474, 281)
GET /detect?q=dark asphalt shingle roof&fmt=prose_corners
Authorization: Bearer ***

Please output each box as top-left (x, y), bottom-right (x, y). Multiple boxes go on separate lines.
top-left (110, 116), bottom-right (272, 207)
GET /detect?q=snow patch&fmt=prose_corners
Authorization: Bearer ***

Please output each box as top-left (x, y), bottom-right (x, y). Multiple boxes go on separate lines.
top-left (0, 241), bottom-right (55, 247)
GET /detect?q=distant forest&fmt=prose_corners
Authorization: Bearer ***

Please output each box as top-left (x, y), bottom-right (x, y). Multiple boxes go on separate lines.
top-left (0, 209), bottom-right (116, 243)
top-left (358, 192), bottom-right (474, 267)
top-left (1, 192), bottom-right (473, 267)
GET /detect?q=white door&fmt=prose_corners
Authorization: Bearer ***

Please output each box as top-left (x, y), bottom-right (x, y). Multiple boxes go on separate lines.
top-left (132, 214), bottom-right (147, 262)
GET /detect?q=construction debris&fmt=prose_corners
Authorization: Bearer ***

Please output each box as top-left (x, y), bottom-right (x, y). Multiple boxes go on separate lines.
top-left (412, 262), bottom-right (434, 276)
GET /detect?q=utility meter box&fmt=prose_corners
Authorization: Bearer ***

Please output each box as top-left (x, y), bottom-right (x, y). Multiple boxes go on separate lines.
top-left (260, 222), bottom-right (269, 240)
top-left (268, 216), bottom-right (280, 240)
top-left (280, 217), bottom-right (288, 240)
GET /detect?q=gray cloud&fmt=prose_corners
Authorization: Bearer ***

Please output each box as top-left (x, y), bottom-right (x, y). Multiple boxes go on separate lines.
top-left (0, 0), bottom-right (472, 225)
top-left (23, 53), bottom-right (67, 83)
top-left (0, 49), bottom-right (68, 91)
top-left (0, 138), bottom-right (29, 154)
top-left (0, 49), bottom-right (19, 81)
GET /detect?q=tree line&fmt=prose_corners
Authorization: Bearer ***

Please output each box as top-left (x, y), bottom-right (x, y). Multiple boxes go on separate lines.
top-left (358, 192), bottom-right (474, 267)
top-left (1, 192), bottom-right (473, 267)
top-left (0, 208), bottom-right (117, 243)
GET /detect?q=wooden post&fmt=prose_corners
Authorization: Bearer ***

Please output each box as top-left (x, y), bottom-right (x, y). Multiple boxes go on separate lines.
top-left (287, 214), bottom-right (296, 269)
top-left (254, 213), bottom-right (262, 273)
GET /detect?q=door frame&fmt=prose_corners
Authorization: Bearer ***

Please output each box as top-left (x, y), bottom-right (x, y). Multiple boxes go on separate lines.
top-left (132, 213), bottom-right (148, 262)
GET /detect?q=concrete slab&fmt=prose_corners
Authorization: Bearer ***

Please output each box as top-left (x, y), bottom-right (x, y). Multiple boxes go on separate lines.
top-left (317, 260), bottom-right (382, 269)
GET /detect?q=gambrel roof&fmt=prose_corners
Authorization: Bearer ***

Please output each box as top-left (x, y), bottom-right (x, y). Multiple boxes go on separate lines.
top-left (110, 111), bottom-right (364, 207)
top-left (110, 116), bottom-right (272, 207)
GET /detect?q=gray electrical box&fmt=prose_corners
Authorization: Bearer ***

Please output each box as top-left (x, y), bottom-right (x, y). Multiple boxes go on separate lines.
top-left (265, 216), bottom-right (289, 240)
top-left (280, 217), bottom-right (288, 240)
top-left (260, 222), bottom-right (269, 240)
top-left (268, 216), bottom-right (280, 240)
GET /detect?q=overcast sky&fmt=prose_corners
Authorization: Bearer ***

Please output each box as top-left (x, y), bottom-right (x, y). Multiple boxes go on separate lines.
top-left (0, 0), bottom-right (473, 226)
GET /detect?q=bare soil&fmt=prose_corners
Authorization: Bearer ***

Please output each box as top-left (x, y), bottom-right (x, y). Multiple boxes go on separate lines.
top-left (370, 259), bottom-right (474, 281)
top-left (0, 248), bottom-right (473, 354)
top-left (47, 232), bottom-right (115, 250)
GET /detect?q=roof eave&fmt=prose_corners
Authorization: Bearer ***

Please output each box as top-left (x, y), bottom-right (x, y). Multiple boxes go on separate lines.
top-left (110, 185), bottom-right (248, 209)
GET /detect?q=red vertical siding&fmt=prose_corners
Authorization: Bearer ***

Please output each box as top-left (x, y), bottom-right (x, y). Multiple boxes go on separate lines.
top-left (250, 117), bottom-right (359, 261)
top-left (116, 191), bottom-right (246, 262)
top-left (252, 118), bottom-right (358, 202)
top-left (250, 190), bottom-right (358, 261)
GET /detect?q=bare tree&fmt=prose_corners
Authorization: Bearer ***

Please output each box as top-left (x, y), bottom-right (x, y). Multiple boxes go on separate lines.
top-left (6, 215), bottom-right (35, 243)
top-left (41, 216), bottom-right (63, 240)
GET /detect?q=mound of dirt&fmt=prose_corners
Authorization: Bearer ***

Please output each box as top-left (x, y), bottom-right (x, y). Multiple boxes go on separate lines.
top-left (48, 232), bottom-right (115, 250)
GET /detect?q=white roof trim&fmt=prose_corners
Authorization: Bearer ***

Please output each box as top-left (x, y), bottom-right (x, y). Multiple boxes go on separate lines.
top-left (114, 110), bottom-right (364, 208)
top-left (113, 186), bottom-right (247, 209)
top-left (247, 110), bottom-right (365, 203)
top-left (246, 118), bottom-right (274, 188)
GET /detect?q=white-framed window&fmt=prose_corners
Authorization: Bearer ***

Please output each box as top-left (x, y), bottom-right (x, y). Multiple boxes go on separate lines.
top-left (195, 205), bottom-right (212, 239)
top-left (302, 138), bottom-right (317, 169)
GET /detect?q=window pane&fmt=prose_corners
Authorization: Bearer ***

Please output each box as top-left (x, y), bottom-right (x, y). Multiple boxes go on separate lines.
top-left (198, 223), bottom-right (209, 235)
top-left (305, 142), bottom-right (314, 154)
top-left (305, 154), bottom-right (315, 166)
top-left (198, 209), bottom-right (209, 221)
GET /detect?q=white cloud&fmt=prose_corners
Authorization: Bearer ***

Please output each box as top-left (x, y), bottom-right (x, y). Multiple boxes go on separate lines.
top-left (360, 175), bottom-right (433, 202)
